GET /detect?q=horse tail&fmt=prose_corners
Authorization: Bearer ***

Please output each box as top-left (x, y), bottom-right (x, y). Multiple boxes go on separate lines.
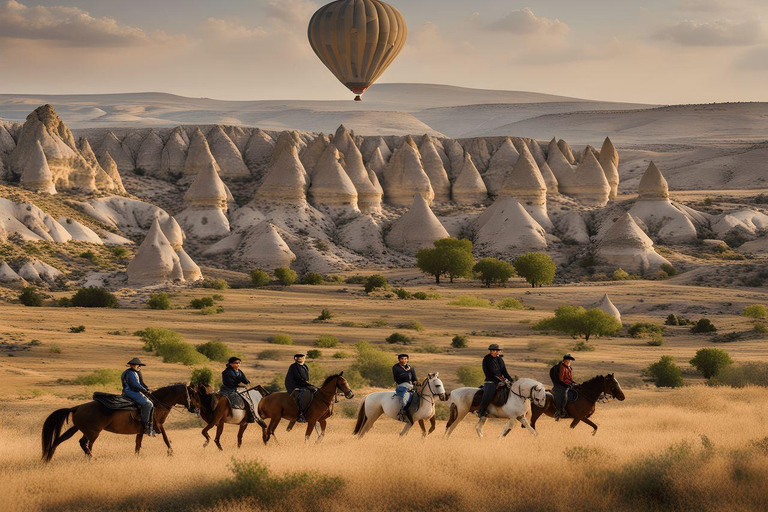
top-left (446, 403), bottom-right (458, 430)
top-left (41, 407), bottom-right (76, 462)
top-left (352, 398), bottom-right (367, 435)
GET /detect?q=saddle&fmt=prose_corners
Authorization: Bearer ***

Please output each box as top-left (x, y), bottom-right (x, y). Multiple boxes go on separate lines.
top-left (93, 392), bottom-right (138, 411)
top-left (470, 383), bottom-right (509, 410)
top-left (291, 388), bottom-right (316, 414)
top-left (218, 388), bottom-right (246, 410)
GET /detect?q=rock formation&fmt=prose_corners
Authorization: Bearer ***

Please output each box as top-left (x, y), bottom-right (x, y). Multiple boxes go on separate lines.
top-left (362, 135), bottom-right (392, 164)
top-left (208, 125), bottom-right (250, 177)
top-left (419, 135), bottom-right (451, 202)
top-left (501, 144), bottom-right (551, 229)
top-left (599, 136), bottom-right (619, 169)
top-left (176, 247), bottom-right (203, 282)
top-left (99, 152), bottom-right (127, 193)
top-left (367, 147), bottom-right (387, 177)
top-left (338, 215), bottom-right (386, 256)
top-left (308, 144), bottom-right (359, 218)
top-left (444, 139), bottom-right (465, 180)
top-left (0, 261), bottom-right (25, 286)
top-left (136, 130), bottom-right (164, 176)
top-left (244, 129), bottom-right (275, 171)
top-left (17, 259), bottom-right (62, 284)
top-left (570, 151), bottom-right (611, 206)
top-left (300, 134), bottom-right (329, 177)
top-left (177, 156), bottom-right (232, 238)
top-left (539, 161), bottom-right (559, 195)
top-left (597, 294), bottom-right (621, 322)
top-left (597, 213), bottom-right (671, 274)
top-left (483, 138), bottom-right (519, 198)
top-left (385, 194), bottom-right (449, 255)
top-left (332, 125), bottom-right (381, 213)
top-left (558, 139), bottom-right (576, 164)
top-left (452, 152), bottom-right (488, 204)
top-left (57, 217), bottom-right (103, 244)
top-left (160, 127), bottom-right (189, 177)
top-left (127, 218), bottom-right (185, 285)
top-left (96, 131), bottom-right (134, 174)
top-left (473, 196), bottom-right (547, 257)
top-left (382, 143), bottom-right (434, 206)
top-left (206, 221), bottom-right (295, 270)
top-left (20, 141), bottom-right (56, 194)
top-left (547, 138), bottom-right (575, 194)
top-left (253, 144), bottom-right (308, 204)
top-left (184, 129), bottom-right (220, 176)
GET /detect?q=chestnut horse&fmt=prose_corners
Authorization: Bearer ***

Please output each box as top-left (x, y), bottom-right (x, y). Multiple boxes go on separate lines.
top-left (258, 373), bottom-right (354, 444)
top-left (41, 384), bottom-right (197, 461)
top-left (195, 384), bottom-right (269, 450)
top-left (523, 373), bottom-right (625, 436)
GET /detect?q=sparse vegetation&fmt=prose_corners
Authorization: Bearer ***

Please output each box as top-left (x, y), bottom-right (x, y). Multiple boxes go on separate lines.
top-left (315, 335), bottom-right (339, 348)
top-left (18, 287), bottom-right (43, 307)
top-left (691, 318), bottom-right (717, 334)
top-left (306, 349), bottom-right (322, 359)
top-left (690, 348), bottom-right (733, 379)
top-left (385, 332), bottom-right (412, 345)
top-left (274, 268), bottom-right (297, 286)
top-left (451, 335), bottom-right (469, 348)
top-left (136, 327), bottom-right (207, 366)
top-left (396, 320), bottom-right (424, 331)
top-left (201, 278), bottom-right (229, 290)
top-left (351, 341), bottom-right (391, 387)
top-left (147, 292), bottom-right (171, 310)
top-left (70, 287), bottom-right (119, 308)
top-left (190, 367), bottom-right (214, 386)
top-left (315, 308), bottom-right (334, 322)
top-left (628, 322), bottom-right (664, 339)
top-left (69, 325), bottom-right (85, 333)
top-left (646, 356), bottom-right (684, 388)
top-left (742, 304), bottom-right (767, 320)
top-left (473, 258), bottom-right (516, 287)
top-left (710, 363), bottom-right (768, 387)
top-left (514, 253), bottom-right (556, 288)
top-left (448, 295), bottom-right (491, 308)
top-left (392, 287), bottom-right (411, 299)
top-left (534, 306), bottom-right (622, 342)
top-left (660, 263), bottom-right (677, 277)
top-left (72, 369), bottom-right (121, 387)
top-left (301, 273), bottom-right (324, 285)
top-left (363, 274), bottom-right (388, 293)
top-left (250, 269), bottom-right (271, 287)
top-left (612, 268), bottom-right (630, 280)
top-left (196, 340), bottom-right (235, 363)
top-left (258, 349), bottom-right (282, 361)
top-left (496, 297), bottom-right (524, 310)
top-left (457, 365), bottom-right (484, 387)
top-left (189, 296), bottom-right (216, 309)
top-left (267, 334), bottom-right (293, 345)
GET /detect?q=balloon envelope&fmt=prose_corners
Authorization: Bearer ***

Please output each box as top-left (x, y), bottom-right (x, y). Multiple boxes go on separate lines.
top-left (308, 0), bottom-right (408, 100)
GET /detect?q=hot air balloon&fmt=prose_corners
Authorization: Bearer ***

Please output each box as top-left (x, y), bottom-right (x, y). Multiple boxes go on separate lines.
top-left (308, 0), bottom-right (408, 101)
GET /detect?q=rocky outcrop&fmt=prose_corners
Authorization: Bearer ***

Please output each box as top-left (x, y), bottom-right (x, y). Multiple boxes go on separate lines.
top-left (362, 135), bottom-right (392, 165)
top-left (547, 138), bottom-right (575, 194)
top-left (96, 131), bottom-right (134, 174)
top-left (253, 145), bottom-right (308, 204)
top-left (333, 125), bottom-right (381, 213)
top-left (206, 221), bottom-right (295, 270)
top-left (419, 135), bottom-right (451, 202)
top-left (176, 247), bottom-right (203, 282)
top-left (20, 141), bottom-right (56, 194)
top-left (184, 129), bottom-right (220, 176)
top-left (597, 213), bottom-right (670, 274)
top-left (367, 147), bottom-right (387, 177)
top-left (244, 129), bottom-right (275, 171)
top-left (558, 139), bottom-right (576, 164)
top-left (483, 138), bottom-right (519, 198)
top-left (136, 130), bottom-right (164, 176)
top-left (177, 156), bottom-right (231, 238)
top-left (382, 143), bottom-right (434, 206)
top-left (385, 194), bottom-right (449, 255)
top-left (539, 161), bottom-right (559, 195)
top-left (570, 151), bottom-right (611, 206)
top-left (501, 144), bottom-right (551, 229)
top-left (300, 134), bottom-right (329, 177)
top-left (444, 139), bottom-right (465, 181)
top-left (338, 215), bottom-right (386, 256)
top-left (17, 259), bottom-right (62, 284)
top-left (452, 152), bottom-right (488, 204)
top-left (57, 216), bottom-right (103, 244)
top-left (638, 162), bottom-right (668, 200)
top-left (308, 144), bottom-right (359, 217)
top-left (208, 125), bottom-right (250, 177)
top-left (160, 127), bottom-right (189, 177)
top-left (127, 218), bottom-right (185, 285)
top-left (597, 293), bottom-right (621, 322)
top-left (473, 195), bottom-right (547, 257)
top-left (0, 261), bottom-right (25, 286)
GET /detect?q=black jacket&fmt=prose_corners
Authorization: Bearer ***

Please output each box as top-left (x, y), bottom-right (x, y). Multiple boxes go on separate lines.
top-left (392, 364), bottom-right (417, 385)
top-left (285, 362), bottom-right (310, 393)
top-left (221, 367), bottom-right (249, 390)
top-left (482, 354), bottom-right (512, 382)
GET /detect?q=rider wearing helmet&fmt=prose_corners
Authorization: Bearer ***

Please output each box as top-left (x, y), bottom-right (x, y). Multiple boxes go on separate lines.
top-left (477, 344), bottom-right (512, 418)
top-left (285, 353), bottom-right (314, 423)
top-left (551, 354), bottom-right (577, 420)
top-left (392, 354), bottom-right (418, 424)
top-left (121, 357), bottom-right (155, 437)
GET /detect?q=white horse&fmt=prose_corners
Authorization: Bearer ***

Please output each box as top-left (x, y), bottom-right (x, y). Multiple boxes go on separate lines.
top-left (445, 378), bottom-right (547, 439)
top-left (353, 373), bottom-right (446, 439)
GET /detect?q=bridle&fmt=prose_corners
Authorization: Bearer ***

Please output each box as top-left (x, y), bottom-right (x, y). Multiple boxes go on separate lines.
top-left (418, 377), bottom-right (442, 406)
top-left (509, 380), bottom-right (544, 407)
top-left (147, 385), bottom-right (193, 413)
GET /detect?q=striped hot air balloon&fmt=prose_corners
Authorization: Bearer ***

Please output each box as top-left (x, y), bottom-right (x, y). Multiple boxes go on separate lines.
top-left (308, 0), bottom-right (408, 101)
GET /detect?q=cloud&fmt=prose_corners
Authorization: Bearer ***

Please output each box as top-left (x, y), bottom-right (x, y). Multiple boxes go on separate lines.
top-left (487, 8), bottom-right (569, 37)
top-left (656, 19), bottom-right (765, 46)
top-left (262, 0), bottom-right (318, 26)
top-left (202, 18), bottom-right (269, 44)
top-left (0, 0), bottom-right (177, 47)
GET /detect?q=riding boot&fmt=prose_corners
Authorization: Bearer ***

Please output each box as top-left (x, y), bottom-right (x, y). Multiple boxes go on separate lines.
top-left (145, 422), bottom-right (156, 437)
top-left (404, 408), bottom-right (414, 425)
top-left (297, 410), bottom-right (307, 424)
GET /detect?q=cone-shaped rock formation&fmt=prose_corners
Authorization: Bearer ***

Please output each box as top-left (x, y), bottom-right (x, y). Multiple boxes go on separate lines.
top-left (385, 194), bottom-right (449, 255)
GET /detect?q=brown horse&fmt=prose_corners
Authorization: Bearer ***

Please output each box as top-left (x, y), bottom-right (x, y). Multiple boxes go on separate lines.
top-left (41, 384), bottom-right (197, 461)
top-left (258, 373), bottom-right (354, 444)
top-left (523, 373), bottom-right (625, 436)
top-left (195, 384), bottom-right (269, 450)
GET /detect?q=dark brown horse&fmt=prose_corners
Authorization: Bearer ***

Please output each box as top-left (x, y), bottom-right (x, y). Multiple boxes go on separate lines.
top-left (258, 373), bottom-right (354, 444)
top-left (195, 384), bottom-right (269, 450)
top-left (523, 373), bottom-right (625, 436)
top-left (41, 384), bottom-right (197, 461)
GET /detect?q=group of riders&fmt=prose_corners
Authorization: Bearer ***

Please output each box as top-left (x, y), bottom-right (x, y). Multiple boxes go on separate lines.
top-left (121, 346), bottom-right (580, 436)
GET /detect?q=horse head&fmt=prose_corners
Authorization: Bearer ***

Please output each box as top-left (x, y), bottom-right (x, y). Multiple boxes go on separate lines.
top-left (185, 384), bottom-right (200, 414)
top-left (531, 382), bottom-right (547, 408)
top-left (423, 372), bottom-right (447, 401)
top-left (605, 373), bottom-right (625, 401)
top-left (335, 372), bottom-right (355, 399)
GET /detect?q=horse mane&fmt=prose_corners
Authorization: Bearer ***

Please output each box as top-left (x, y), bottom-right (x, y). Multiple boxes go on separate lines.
top-left (580, 375), bottom-right (605, 387)
top-left (321, 374), bottom-right (340, 386)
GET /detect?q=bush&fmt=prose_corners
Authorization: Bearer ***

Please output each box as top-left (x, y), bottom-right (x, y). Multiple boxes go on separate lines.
top-left (315, 308), bottom-right (333, 322)
top-left (274, 268), bottom-right (297, 286)
top-left (315, 335), bottom-right (339, 348)
top-left (73, 369), bottom-right (121, 387)
top-left (200, 306), bottom-right (224, 315)
top-left (264, 374), bottom-right (284, 393)
top-left (711, 332), bottom-right (742, 343)
top-left (301, 273), bottom-right (324, 285)
top-left (534, 306), bottom-right (622, 342)
top-left (710, 363), bottom-right (768, 387)
top-left (71, 287), bottom-right (119, 308)
top-left (743, 304), bottom-right (767, 320)
top-left (451, 335), bottom-right (468, 348)
top-left (416, 238), bottom-right (475, 285)
top-left (258, 349), bottom-right (282, 361)
top-left (332, 351), bottom-right (349, 359)
top-left (306, 349), bottom-right (322, 359)
top-left (385, 332), bottom-right (412, 345)
top-left (690, 348), bottom-right (733, 379)
top-left (202, 278), bottom-right (229, 290)
top-left (612, 268), bottom-right (630, 280)
top-left (69, 325), bottom-right (86, 333)
top-left (344, 275), bottom-right (367, 285)
top-left (448, 295), bottom-right (491, 308)
top-left (396, 320), bottom-right (424, 331)
top-left (364, 274), bottom-right (388, 293)
top-left (190, 367), bottom-right (214, 386)
top-left (412, 292), bottom-right (428, 300)
top-left (646, 356), bottom-right (684, 387)
top-left (755, 323), bottom-right (768, 334)
top-left (267, 334), bottom-right (293, 345)
top-left (352, 341), bottom-right (392, 387)
top-left (473, 258), bottom-right (516, 287)
top-left (392, 287), bottom-right (411, 299)
top-left (19, 287), bottom-right (43, 307)
top-left (196, 340), bottom-right (235, 362)
top-left (647, 333), bottom-right (664, 346)
top-left (572, 340), bottom-right (595, 352)
top-left (136, 327), bottom-right (207, 366)
top-left (250, 269), bottom-right (271, 287)
top-left (691, 318), bottom-right (717, 334)
top-left (57, 297), bottom-right (73, 307)
top-left (664, 314), bottom-right (679, 326)
top-left (147, 292), bottom-right (171, 310)
top-left (628, 322), bottom-right (664, 338)
top-left (189, 296), bottom-right (215, 309)
top-left (496, 297), bottom-right (524, 310)
top-left (457, 365), bottom-right (484, 387)
top-left (514, 253), bottom-right (556, 288)
top-left (660, 263), bottom-right (677, 277)
top-left (110, 246), bottom-right (129, 258)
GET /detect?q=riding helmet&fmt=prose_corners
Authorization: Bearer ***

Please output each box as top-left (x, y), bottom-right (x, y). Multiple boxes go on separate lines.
top-left (126, 357), bottom-right (146, 366)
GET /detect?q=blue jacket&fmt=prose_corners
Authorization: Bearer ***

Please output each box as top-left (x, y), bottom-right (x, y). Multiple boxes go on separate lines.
top-left (121, 368), bottom-right (149, 395)
top-left (221, 367), bottom-right (249, 390)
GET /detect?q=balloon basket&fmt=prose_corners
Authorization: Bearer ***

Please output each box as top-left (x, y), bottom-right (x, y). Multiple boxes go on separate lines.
top-left (354, 95), bottom-right (362, 101)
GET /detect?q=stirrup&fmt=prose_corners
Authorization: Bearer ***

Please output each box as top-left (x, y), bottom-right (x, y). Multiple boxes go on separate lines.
top-left (297, 414), bottom-right (307, 424)
top-left (145, 427), bottom-right (156, 437)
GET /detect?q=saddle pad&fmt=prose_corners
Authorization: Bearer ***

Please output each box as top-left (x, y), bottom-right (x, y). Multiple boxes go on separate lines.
top-left (93, 392), bottom-right (138, 411)
top-left (218, 389), bottom-right (246, 410)
top-left (567, 387), bottom-right (579, 403)
top-left (406, 391), bottom-right (420, 415)
top-left (493, 386), bottom-right (509, 407)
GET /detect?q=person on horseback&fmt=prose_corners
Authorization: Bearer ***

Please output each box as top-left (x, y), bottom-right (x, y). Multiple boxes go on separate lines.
top-left (285, 353), bottom-right (314, 423)
top-left (220, 357), bottom-right (256, 423)
top-left (551, 354), bottom-right (577, 420)
top-left (392, 353), bottom-right (418, 424)
top-left (477, 344), bottom-right (513, 418)
top-left (121, 357), bottom-right (155, 437)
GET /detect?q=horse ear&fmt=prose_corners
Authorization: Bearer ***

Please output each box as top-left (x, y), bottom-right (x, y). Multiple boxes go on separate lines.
top-left (434, 372), bottom-right (439, 378)
top-left (339, 371), bottom-right (344, 377)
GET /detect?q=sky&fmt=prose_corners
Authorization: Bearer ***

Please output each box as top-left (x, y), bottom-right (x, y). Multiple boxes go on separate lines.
top-left (0, 0), bottom-right (767, 104)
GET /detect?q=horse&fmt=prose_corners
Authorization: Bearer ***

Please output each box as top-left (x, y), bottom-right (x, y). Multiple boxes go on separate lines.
top-left (41, 383), bottom-right (197, 462)
top-left (194, 384), bottom-right (269, 450)
top-left (258, 372), bottom-right (354, 444)
top-left (445, 378), bottom-right (547, 439)
top-left (353, 372), bottom-right (447, 439)
top-left (524, 373), bottom-right (625, 436)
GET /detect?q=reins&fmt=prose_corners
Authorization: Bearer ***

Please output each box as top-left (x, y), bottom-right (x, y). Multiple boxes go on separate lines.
top-left (147, 385), bottom-right (191, 412)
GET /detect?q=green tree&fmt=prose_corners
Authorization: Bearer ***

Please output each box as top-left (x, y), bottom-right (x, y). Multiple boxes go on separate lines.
top-left (19, 287), bottom-right (43, 307)
top-left (71, 287), bottom-right (119, 308)
top-left (302, 272), bottom-right (324, 285)
top-left (415, 238), bottom-right (475, 284)
top-left (250, 269), bottom-right (270, 287)
top-left (147, 292), bottom-right (171, 310)
top-left (473, 258), bottom-right (516, 287)
top-left (364, 274), bottom-right (388, 293)
top-left (196, 340), bottom-right (235, 362)
top-left (514, 253), bottom-right (556, 288)
top-left (534, 306), bottom-right (622, 342)
top-left (690, 348), bottom-right (733, 379)
top-left (647, 356), bottom-right (684, 388)
top-left (274, 268), bottom-right (297, 286)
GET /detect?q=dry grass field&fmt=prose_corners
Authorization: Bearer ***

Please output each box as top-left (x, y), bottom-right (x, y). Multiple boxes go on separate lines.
top-left (1, 273), bottom-right (767, 511)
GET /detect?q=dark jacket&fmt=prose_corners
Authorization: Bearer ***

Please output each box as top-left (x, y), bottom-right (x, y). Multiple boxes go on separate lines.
top-left (482, 354), bottom-right (512, 382)
top-left (221, 367), bottom-right (250, 390)
top-left (121, 368), bottom-right (149, 394)
top-left (285, 362), bottom-right (310, 393)
top-left (392, 364), bottom-right (417, 385)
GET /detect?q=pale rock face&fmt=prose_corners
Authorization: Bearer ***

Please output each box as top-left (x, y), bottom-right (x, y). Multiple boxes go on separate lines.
top-left (271, 131), bottom-right (302, 166)
top-left (77, 196), bottom-right (174, 240)
top-left (602, 159), bottom-right (620, 200)
top-left (207, 221), bottom-right (295, 270)
top-left (183, 159), bottom-right (230, 209)
top-left (57, 217), bottom-right (103, 244)
top-left (0, 197), bottom-right (70, 242)
top-left (738, 235), bottom-right (768, 254)
top-left (127, 218), bottom-right (185, 285)
top-left (338, 215), bottom-right (386, 256)
top-left (597, 294), bottom-right (621, 322)
top-left (628, 200), bottom-right (698, 243)
top-left (333, 126), bottom-right (381, 213)
top-left (597, 213), bottom-right (670, 274)
top-left (598, 137), bottom-right (620, 200)
top-left (136, 130), bottom-right (164, 176)
top-left (558, 139), bottom-right (576, 164)
top-left (160, 127), bottom-right (189, 177)
top-left (121, 132), bottom-right (146, 162)
top-left (21, 140), bottom-right (56, 194)
top-left (208, 125), bottom-right (250, 177)
top-left (368, 167), bottom-right (383, 196)
top-left (382, 143), bottom-right (434, 206)
top-left (578, 145), bottom-right (599, 164)
top-left (308, 144), bottom-right (359, 217)
top-left (555, 211), bottom-right (590, 244)
top-left (367, 147), bottom-right (387, 177)
top-left (444, 139), bottom-right (465, 181)
top-left (253, 145), bottom-right (308, 204)
top-left (461, 138), bottom-right (493, 173)
top-left (501, 144), bottom-right (551, 229)
top-left (224, 126), bottom-right (251, 153)
top-left (362, 136), bottom-right (392, 164)
top-left (0, 125), bottom-right (16, 155)
top-left (176, 208), bottom-right (230, 239)
top-left (77, 137), bottom-right (99, 168)
top-left (162, 216), bottom-right (185, 251)
top-left (184, 129), bottom-right (221, 176)
top-left (177, 158), bottom-right (231, 238)
top-left (77, 137), bottom-right (118, 192)
top-left (385, 194), bottom-right (449, 255)
top-left (244, 129), bottom-right (276, 172)
top-left (484, 138), bottom-right (519, 198)
top-left (473, 195), bottom-right (547, 257)
top-left (18, 259), bottom-right (62, 284)
top-left (419, 135), bottom-right (451, 202)
top-left (570, 151), bottom-right (611, 206)
top-left (100, 152), bottom-right (127, 193)
top-left (400, 134), bottom-right (419, 151)
top-left (96, 131), bottom-right (134, 173)
top-left (176, 247), bottom-right (203, 281)
top-left (452, 152), bottom-right (488, 204)
top-left (528, 139), bottom-right (547, 167)
top-left (0, 261), bottom-right (24, 285)
top-left (711, 209), bottom-right (768, 237)
top-left (599, 137), bottom-right (619, 169)
top-left (300, 134), bottom-right (329, 177)
top-left (539, 161), bottom-right (559, 195)
top-left (638, 162), bottom-right (669, 200)
top-left (547, 138), bottom-right (576, 194)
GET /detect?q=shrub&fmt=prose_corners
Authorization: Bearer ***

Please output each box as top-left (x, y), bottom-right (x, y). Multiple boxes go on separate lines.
top-left (258, 349), bottom-right (282, 361)
top-left (451, 335), bottom-right (469, 348)
top-left (200, 306), bottom-right (224, 315)
top-left (646, 356), bottom-right (684, 387)
top-left (57, 297), bottom-right (73, 307)
top-left (344, 275), bottom-right (367, 285)
top-left (80, 250), bottom-right (97, 261)
top-left (315, 335), bottom-right (339, 348)
top-left (364, 274), bottom-right (388, 293)
top-left (627, 322), bottom-right (664, 338)
top-left (711, 332), bottom-right (742, 343)
top-left (647, 333), bottom-right (664, 346)
top-left (691, 318), bottom-right (717, 334)
top-left (457, 365), bottom-right (484, 387)
top-left (755, 323), bottom-right (768, 334)
top-left (264, 374), bottom-right (284, 393)
top-left (147, 292), bottom-right (171, 310)
top-left (665, 314), bottom-right (679, 326)
top-left (307, 349), bottom-right (322, 359)
top-left (448, 295), bottom-right (491, 308)
top-left (332, 351), bottom-right (349, 359)
top-left (710, 363), bottom-right (768, 387)
top-left (136, 327), bottom-right (207, 366)
top-left (385, 332), bottom-right (412, 345)
top-left (392, 287), bottom-right (411, 299)
top-left (473, 258), bottom-right (516, 287)
top-left (71, 287), bottom-right (119, 308)
top-left (416, 344), bottom-right (441, 354)
top-left (352, 341), bottom-right (392, 387)
top-left (496, 297), bottom-right (524, 310)
top-left (514, 253), bottom-right (556, 288)
top-left (396, 320), bottom-right (424, 331)
top-left (660, 263), bottom-right (677, 277)
top-left (202, 278), bottom-right (229, 290)
top-left (572, 340), bottom-right (595, 352)
top-left (250, 269), bottom-right (271, 287)
top-left (612, 268), bottom-right (630, 280)
top-left (267, 334), bottom-right (293, 345)
top-left (190, 367), bottom-right (214, 386)
top-left (302, 273), bottom-right (324, 285)
top-left (412, 292), bottom-right (428, 300)
top-left (274, 268), bottom-right (297, 286)
top-left (73, 369), bottom-right (121, 387)
top-left (19, 287), bottom-right (43, 307)
top-left (534, 306), bottom-right (622, 342)
top-left (196, 340), bottom-right (235, 362)
top-left (690, 348), bottom-right (733, 379)
top-left (69, 325), bottom-right (86, 333)
top-left (49, 344), bottom-right (61, 354)
top-left (189, 296), bottom-right (215, 309)
top-left (110, 246), bottom-right (129, 258)
top-left (743, 304), bottom-right (767, 320)
top-left (315, 308), bottom-right (334, 322)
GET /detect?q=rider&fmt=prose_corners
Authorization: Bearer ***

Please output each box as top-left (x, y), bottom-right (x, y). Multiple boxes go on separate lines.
top-left (551, 354), bottom-right (577, 421)
top-left (220, 357), bottom-right (255, 423)
top-left (477, 344), bottom-right (513, 418)
top-left (285, 353), bottom-right (313, 423)
top-left (392, 353), bottom-right (418, 424)
top-left (121, 357), bottom-right (155, 437)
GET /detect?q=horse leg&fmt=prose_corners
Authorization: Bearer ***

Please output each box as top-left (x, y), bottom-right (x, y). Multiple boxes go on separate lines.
top-left (51, 426), bottom-right (79, 455)
top-left (499, 420), bottom-right (513, 439)
top-left (78, 435), bottom-right (90, 457)
top-left (266, 417), bottom-right (281, 445)
top-left (475, 416), bottom-right (488, 439)
top-left (444, 407), bottom-right (468, 439)
top-left (317, 419), bottom-right (327, 443)
top-left (569, 418), bottom-right (582, 430)
top-left (428, 416), bottom-right (436, 434)
top-left (158, 425), bottom-right (173, 456)
top-left (581, 417), bottom-right (598, 436)
top-left (518, 415), bottom-right (537, 436)
top-left (418, 420), bottom-right (427, 439)
top-left (80, 431), bottom-right (99, 458)
top-left (214, 420), bottom-right (225, 451)
top-left (399, 421), bottom-right (413, 438)
top-left (135, 433), bottom-right (143, 455)
top-left (305, 421), bottom-right (317, 444)
top-left (237, 423), bottom-right (248, 448)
